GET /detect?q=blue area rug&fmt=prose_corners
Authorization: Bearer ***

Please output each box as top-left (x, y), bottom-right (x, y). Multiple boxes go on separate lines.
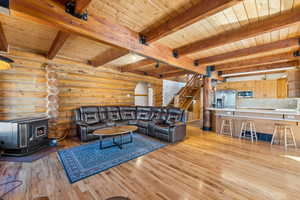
top-left (58, 134), bottom-right (166, 183)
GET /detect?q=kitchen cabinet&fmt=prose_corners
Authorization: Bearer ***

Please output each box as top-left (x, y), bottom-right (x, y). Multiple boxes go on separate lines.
top-left (255, 80), bottom-right (277, 98)
top-left (217, 79), bottom-right (284, 99)
top-left (277, 78), bottom-right (287, 98)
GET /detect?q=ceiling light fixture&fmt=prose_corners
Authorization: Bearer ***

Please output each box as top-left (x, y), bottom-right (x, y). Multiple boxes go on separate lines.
top-left (221, 67), bottom-right (295, 77)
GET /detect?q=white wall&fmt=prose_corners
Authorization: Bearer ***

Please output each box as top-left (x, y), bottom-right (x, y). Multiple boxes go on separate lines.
top-left (135, 82), bottom-right (151, 106)
top-left (163, 80), bottom-right (185, 106)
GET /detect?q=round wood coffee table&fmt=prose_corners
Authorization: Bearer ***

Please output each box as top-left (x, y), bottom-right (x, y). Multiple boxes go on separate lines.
top-left (93, 125), bottom-right (138, 150)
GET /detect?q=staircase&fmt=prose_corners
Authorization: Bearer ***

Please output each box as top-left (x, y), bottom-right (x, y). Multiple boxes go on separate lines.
top-left (168, 74), bottom-right (202, 110)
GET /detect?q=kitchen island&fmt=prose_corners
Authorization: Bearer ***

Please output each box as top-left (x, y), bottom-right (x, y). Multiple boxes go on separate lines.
top-left (209, 107), bottom-right (300, 143)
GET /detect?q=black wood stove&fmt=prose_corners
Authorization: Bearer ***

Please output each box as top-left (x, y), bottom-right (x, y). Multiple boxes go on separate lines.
top-left (0, 117), bottom-right (49, 156)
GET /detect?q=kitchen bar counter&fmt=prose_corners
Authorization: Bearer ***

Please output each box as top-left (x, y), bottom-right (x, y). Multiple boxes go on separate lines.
top-left (209, 107), bottom-right (300, 143)
top-left (208, 107), bottom-right (300, 115)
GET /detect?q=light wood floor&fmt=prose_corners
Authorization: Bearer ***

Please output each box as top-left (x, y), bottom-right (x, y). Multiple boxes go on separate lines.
top-left (1, 125), bottom-right (300, 200)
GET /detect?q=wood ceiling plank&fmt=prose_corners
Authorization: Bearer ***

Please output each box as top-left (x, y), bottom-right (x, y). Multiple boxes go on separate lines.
top-left (215, 52), bottom-right (298, 71)
top-left (90, 48), bottom-right (128, 67)
top-left (120, 59), bottom-right (156, 72)
top-left (174, 7), bottom-right (300, 56)
top-left (10, 0), bottom-right (204, 74)
top-left (221, 60), bottom-right (299, 74)
top-left (47, 31), bottom-right (70, 59)
top-left (142, 0), bottom-right (242, 43)
top-left (0, 22), bottom-right (8, 52)
top-left (196, 37), bottom-right (300, 65)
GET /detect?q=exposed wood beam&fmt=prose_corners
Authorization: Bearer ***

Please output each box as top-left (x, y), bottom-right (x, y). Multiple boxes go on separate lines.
top-left (175, 8), bottom-right (300, 56)
top-left (120, 59), bottom-right (156, 72)
top-left (221, 61), bottom-right (299, 74)
top-left (90, 48), bottom-right (128, 67)
top-left (196, 38), bottom-right (300, 65)
top-left (129, 70), bottom-right (161, 79)
top-left (11, 0), bottom-right (205, 74)
top-left (160, 69), bottom-right (184, 75)
top-left (162, 71), bottom-right (190, 78)
top-left (215, 52), bottom-right (298, 71)
top-left (142, 64), bottom-right (180, 74)
top-left (0, 22), bottom-right (8, 52)
top-left (142, 0), bottom-right (242, 43)
top-left (47, 31), bottom-right (70, 59)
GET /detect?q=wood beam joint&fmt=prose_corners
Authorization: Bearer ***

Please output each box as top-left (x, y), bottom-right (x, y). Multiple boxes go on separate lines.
top-left (47, 31), bottom-right (70, 59)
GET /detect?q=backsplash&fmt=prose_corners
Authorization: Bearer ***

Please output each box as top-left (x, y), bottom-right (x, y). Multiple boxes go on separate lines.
top-left (237, 98), bottom-right (300, 110)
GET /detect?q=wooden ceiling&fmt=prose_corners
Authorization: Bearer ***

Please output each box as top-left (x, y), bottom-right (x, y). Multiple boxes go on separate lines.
top-left (1, 0), bottom-right (300, 80)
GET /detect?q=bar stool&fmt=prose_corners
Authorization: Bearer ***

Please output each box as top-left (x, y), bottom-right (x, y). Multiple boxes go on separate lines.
top-left (271, 123), bottom-right (297, 149)
top-left (240, 120), bottom-right (257, 143)
top-left (220, 118), bottom-right (233, 137)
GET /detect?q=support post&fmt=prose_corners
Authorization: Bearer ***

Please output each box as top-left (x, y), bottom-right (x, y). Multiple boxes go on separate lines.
top-left (203, 76), bottom-right (212, 131)
top-left (46, 64), bottom-right (59, 138)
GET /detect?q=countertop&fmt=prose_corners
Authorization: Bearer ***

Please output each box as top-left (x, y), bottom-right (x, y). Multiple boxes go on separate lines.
top-left (208, 107), bottom-right (300, 115)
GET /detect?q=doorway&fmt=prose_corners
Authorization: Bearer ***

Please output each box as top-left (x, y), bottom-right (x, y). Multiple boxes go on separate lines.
top-left (134, 82), bottom-right (153, 106)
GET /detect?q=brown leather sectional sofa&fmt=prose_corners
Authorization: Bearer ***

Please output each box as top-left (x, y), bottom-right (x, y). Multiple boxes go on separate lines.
top-left (74, 106), bottom-right (187, 143)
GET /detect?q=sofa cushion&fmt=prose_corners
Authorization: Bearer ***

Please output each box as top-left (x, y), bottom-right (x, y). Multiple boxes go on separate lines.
top-left (154, 124), bottom-right (170, 134)
top-left (161, 108), bottom-right (168, 121)
top-left (107, 106), bottom-right (121, 121)
top-left (150, 107), bottom-right (162, 120)
top-left (166, 108), bottom-right (183, 124)
top-left (137, 120), bottom-right (150, 128)
top-left (98, 107), bottom-right (108, 121)
top-left (137, 106), bottom-right (151, 120)
top-left (86, 123), bottom-right (107, 132)
top-left (80, 106), bottom-right (100, 124)
top-left (120, 106), bottom-right (136, 120)
top-left (83, 113), bottom-right (100, 125)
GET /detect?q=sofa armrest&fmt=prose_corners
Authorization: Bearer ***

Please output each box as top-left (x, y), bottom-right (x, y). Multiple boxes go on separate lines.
top-left (168, 121), bottom-right (184, 127)
top-left (170, 123), bottom-right (186, 143)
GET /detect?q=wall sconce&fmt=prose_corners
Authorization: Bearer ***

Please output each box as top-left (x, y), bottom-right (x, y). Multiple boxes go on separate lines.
top-left (0, 55), bottom-right (13, 70)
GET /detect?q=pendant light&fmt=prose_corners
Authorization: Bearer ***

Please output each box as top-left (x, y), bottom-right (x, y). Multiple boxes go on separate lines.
top-left (0, 55), bottom-right (13, 70)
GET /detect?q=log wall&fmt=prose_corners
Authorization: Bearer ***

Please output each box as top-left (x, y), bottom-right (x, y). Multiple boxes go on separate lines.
top-left (0, 49), bottom-right (162, 138)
